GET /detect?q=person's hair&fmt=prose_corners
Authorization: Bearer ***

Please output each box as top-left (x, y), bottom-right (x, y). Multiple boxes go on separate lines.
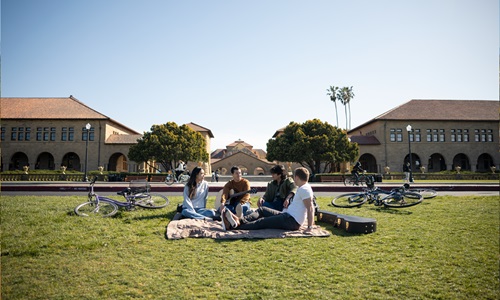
top-left (294, 167), bottom-right (309, 182)
top-left (187, 167), bottom-right (202, 199)
top-left (230, 166), bottom-right (240, 174)
top-left (270, 165), bottom-right (286, 180)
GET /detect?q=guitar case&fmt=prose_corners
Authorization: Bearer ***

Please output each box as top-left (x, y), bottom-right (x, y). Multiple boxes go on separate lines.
top-left (316, 210), bottom-right (376, 234)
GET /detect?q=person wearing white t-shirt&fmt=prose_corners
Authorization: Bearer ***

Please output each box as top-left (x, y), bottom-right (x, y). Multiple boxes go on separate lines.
top-left (221, 167), bottom-right (315, 232)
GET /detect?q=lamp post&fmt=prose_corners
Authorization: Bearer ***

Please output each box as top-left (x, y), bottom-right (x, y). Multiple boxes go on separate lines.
top-left (406, 124), bottom-right (414, 183)
top-left (83, 123), bottom-right (91, 182)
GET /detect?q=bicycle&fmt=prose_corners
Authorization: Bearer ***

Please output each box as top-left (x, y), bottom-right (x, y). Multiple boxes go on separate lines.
top-left (74, 177), bottom-right (169, 217)
top-left (332, 185), bottom-right (423, 208)
top-left (343, 171), bottom-right (369, 186)
top-left (402, 184), bottom-right (438, 199)
top-left (165, 171), bottom-right (190, 185)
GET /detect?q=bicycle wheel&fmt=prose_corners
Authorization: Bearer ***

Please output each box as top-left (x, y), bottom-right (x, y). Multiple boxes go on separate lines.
top-left (343, 176), bottom-right (353, 186)
top-left (383, 192), bottom-right (423, 208)
top-left (135, 193), bottom-right (169, 209)
top-left (75, 200), bottom-right (118, 217)
top-left (332, 193), bottom-right (368, 208)
top-left (408, 189), bottom-right (438, 199)
top-left (165, 175), bottom-right (174, 185)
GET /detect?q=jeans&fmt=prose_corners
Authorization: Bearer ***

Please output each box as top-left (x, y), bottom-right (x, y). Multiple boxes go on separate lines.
top-left (238, 206), bottom-right (301, 231)
top-left (262, 199), bottom-right (284, 211)
top-left (182, 207), bottom-right (216, 220)
top-left (225, 202), bottom-right (251, 216)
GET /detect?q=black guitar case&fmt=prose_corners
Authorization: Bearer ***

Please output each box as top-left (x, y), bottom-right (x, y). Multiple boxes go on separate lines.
top-left (316, 210), bottom-right (376, 234)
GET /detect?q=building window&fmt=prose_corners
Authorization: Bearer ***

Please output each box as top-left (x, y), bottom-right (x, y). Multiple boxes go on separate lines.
top-left (68, 127), bottom-right (74, 141)
top-left (18, 127), bottom-right (24, 141)
top-left (37, 127), bottom-right (42, 141)
top-left (43, 127), bottom-right (49, 141)
top-left (11, 127), bottom-right (17, 141)
top-left (474, 129), bottom-right (480, 142)
top-left (50, 127), bottom-right (56, 141)
top-left (426, 129), bottom-right (432, 142)
top-left (432, 129), bottom-right (438, 142)
top-left (414, 129), bottom-right (421, 142)
top-left (487, 129), bottom-right (493, 142)
top-left (1, 127), bottom-right (5, 141)
top-left (62, 127), bottom-right (67, 141)
top-left (396, 129), bottom-right (402, 142)
top-left (82, 127), bottom-right (95, 141)
top-left (25, 127), bottom-right (31, 141)
top-left (390, 129), bottom-right (396, 142)
top-left (439, 129), bottom-right (445, 142)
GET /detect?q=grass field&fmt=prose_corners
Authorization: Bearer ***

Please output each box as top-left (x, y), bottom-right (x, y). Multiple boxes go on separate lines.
top-left (1, 194), bottom-right (498, 299)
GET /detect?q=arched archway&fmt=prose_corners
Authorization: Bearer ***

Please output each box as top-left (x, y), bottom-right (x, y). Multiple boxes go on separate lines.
top-left (36, 152), bottom-right (55, 170)
top-left (10, 152), bottom-right (29, 170)
top-left (428, 153), bottom-right (446, 172)
top-left (403, 153), bottom-right (421, 172)
top-left (253, 167), bottom-right (265, 175)
top-left (453, 153), bottom-right (471, 171)
top-left (359, 153), bottom-right (377, 173)
top-left (477, 153), bottom-right (494, 172)
top-left (109, 153), bottom-right (128, 172)
top-left (61, 152), bottom-right (81, 171)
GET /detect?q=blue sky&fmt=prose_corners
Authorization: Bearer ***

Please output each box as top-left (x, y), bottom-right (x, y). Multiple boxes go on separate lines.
top-left (2, 0), bottom-right (498, 151)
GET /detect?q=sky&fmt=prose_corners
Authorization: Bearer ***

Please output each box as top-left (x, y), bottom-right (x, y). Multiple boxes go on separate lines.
top-left (2, 0), bottom-right (498, 151)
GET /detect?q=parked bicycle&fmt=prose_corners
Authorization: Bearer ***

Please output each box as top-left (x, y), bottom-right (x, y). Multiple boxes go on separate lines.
top-left (343, 171), bottom-right (369, 186)
top-left (402, 184), bottom-right (438, 199)
top-left (74, 177), bottom-right (169, 217)
top-left (332, 177), bottom-right (423, 208)
top-left (165, 170), bottom-right (190, 185)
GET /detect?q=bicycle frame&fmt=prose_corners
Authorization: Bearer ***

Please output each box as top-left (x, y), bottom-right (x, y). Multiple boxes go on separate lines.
top-left (87, 179), bottom-right (140, 209)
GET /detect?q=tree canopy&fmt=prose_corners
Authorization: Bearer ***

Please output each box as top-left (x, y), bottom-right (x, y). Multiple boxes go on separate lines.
top-left (266, 119), bottom-right (358, 175)
top-left (128, 122), bottom-right (209, 172)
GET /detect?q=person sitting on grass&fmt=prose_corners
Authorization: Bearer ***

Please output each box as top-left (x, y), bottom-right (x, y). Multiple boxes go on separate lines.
top-left (221, 167), bottom-right (315, 232)
top-left (181, 167), bottom-right (219, 221)
top-left (257, 164), bottom-right (297, 211)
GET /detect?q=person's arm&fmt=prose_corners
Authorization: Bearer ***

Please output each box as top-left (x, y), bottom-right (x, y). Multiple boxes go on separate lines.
top-left (240, 179), bottom-right (251, 203)
top-left (282, 178), bottom-right (297, 208)
top-left (182, 185), bottom-right (195, 210)
top-left (258, 182), bottom-right (273, 207)
top-left (303, 197), bottom-right (314, 230)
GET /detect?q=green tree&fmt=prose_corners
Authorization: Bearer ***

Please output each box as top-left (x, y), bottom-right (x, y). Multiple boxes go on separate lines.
top-left (266, 119), bottom-right (358, 175)
top-left (128, 122), bottom-right (209, 172)
top-left (326, 86), bottom-right (340, 127)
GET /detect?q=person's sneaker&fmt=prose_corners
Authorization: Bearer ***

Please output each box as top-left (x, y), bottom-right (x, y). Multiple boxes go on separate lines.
top-left (223, 209), bottom-right (240, 229)
top-left (221, 212), bottom-right (230, 231)
top-left (235, 203), bottom-right (243, 218)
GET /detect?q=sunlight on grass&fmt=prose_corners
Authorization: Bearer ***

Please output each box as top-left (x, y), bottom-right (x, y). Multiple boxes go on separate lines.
top-left (1, 194), bottom-right (499, 299)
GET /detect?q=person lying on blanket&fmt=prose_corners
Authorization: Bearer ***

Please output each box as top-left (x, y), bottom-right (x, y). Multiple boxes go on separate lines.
top-left (181, 167), bottom-right (220, 221)
top-left (221, 167), bottom-right (315, 232)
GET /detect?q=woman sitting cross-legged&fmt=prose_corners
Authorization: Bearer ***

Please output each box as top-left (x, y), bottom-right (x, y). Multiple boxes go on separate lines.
top-left (181, 167), bottom-right (220, 221)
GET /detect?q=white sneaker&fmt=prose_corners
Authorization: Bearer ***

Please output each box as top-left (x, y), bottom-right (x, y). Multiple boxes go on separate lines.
top-left (224, 209), bottom-right (240, 228)
top-left (235, 203), bottom-right (243, 218)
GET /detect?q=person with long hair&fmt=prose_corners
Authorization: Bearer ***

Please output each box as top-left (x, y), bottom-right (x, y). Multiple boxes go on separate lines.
top-left (181, 167), bottom-right (218, 220)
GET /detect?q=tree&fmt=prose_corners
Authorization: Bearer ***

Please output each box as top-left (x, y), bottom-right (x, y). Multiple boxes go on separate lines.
top-left (128, 122), bottom-right (209, 172)
top-left (266, 119), bottom-right (359, 175)
top-left (326, 85), bottom-right (355, 129)
top-left (326, 86), bottom-right (340, 127)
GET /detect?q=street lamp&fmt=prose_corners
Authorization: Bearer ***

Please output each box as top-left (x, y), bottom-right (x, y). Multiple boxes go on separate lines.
top-left (83, 123), bottom-right (91, 182)
top-left (406, 124), bottom-right (414, 183)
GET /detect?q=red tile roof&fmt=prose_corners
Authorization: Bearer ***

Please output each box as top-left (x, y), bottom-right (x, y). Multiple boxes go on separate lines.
top-left (186, 122), bottom-right (214, 138)
top-left (349, 135), bottom-right (381, 145)
top-left (1, 96), bottom-right (141, 134)
top-left (350, 99), bottom-right (499, 133)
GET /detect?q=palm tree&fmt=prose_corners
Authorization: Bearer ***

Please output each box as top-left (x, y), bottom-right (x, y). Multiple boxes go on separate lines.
top-left (338, 86), bottom-right (355, 129)
top-left (326, 86), bottom-right (339, 127)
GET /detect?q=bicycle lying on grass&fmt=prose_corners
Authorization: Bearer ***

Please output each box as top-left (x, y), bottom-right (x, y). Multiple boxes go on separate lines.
top-left (403, 184), bottom-right (438, 199)
top-left (332, 178), bottom-right (423, 208)
top-left (74, 177), bottom-right (169, 217)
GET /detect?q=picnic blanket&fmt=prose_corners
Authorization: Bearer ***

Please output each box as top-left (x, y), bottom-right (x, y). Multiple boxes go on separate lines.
top-left (166, 213), bottom-right (331, 240)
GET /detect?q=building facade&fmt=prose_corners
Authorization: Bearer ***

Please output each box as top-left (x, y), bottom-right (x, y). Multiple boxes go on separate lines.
top-left (347, 100), bottom-right (499, 173)
top-left (0, 97), bottom-right (214, 174)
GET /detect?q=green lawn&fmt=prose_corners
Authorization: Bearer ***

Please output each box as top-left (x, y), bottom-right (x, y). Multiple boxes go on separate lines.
top-left (1, 194), bottom-right (498, 299)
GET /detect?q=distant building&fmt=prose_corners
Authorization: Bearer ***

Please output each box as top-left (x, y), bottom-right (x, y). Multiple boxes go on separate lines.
top-left (347, 100), bottom-right (499, 173)
top-left (0, 96), bottom-right (214, 174)
top-left (211, 140), bottom-right (275, 175)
